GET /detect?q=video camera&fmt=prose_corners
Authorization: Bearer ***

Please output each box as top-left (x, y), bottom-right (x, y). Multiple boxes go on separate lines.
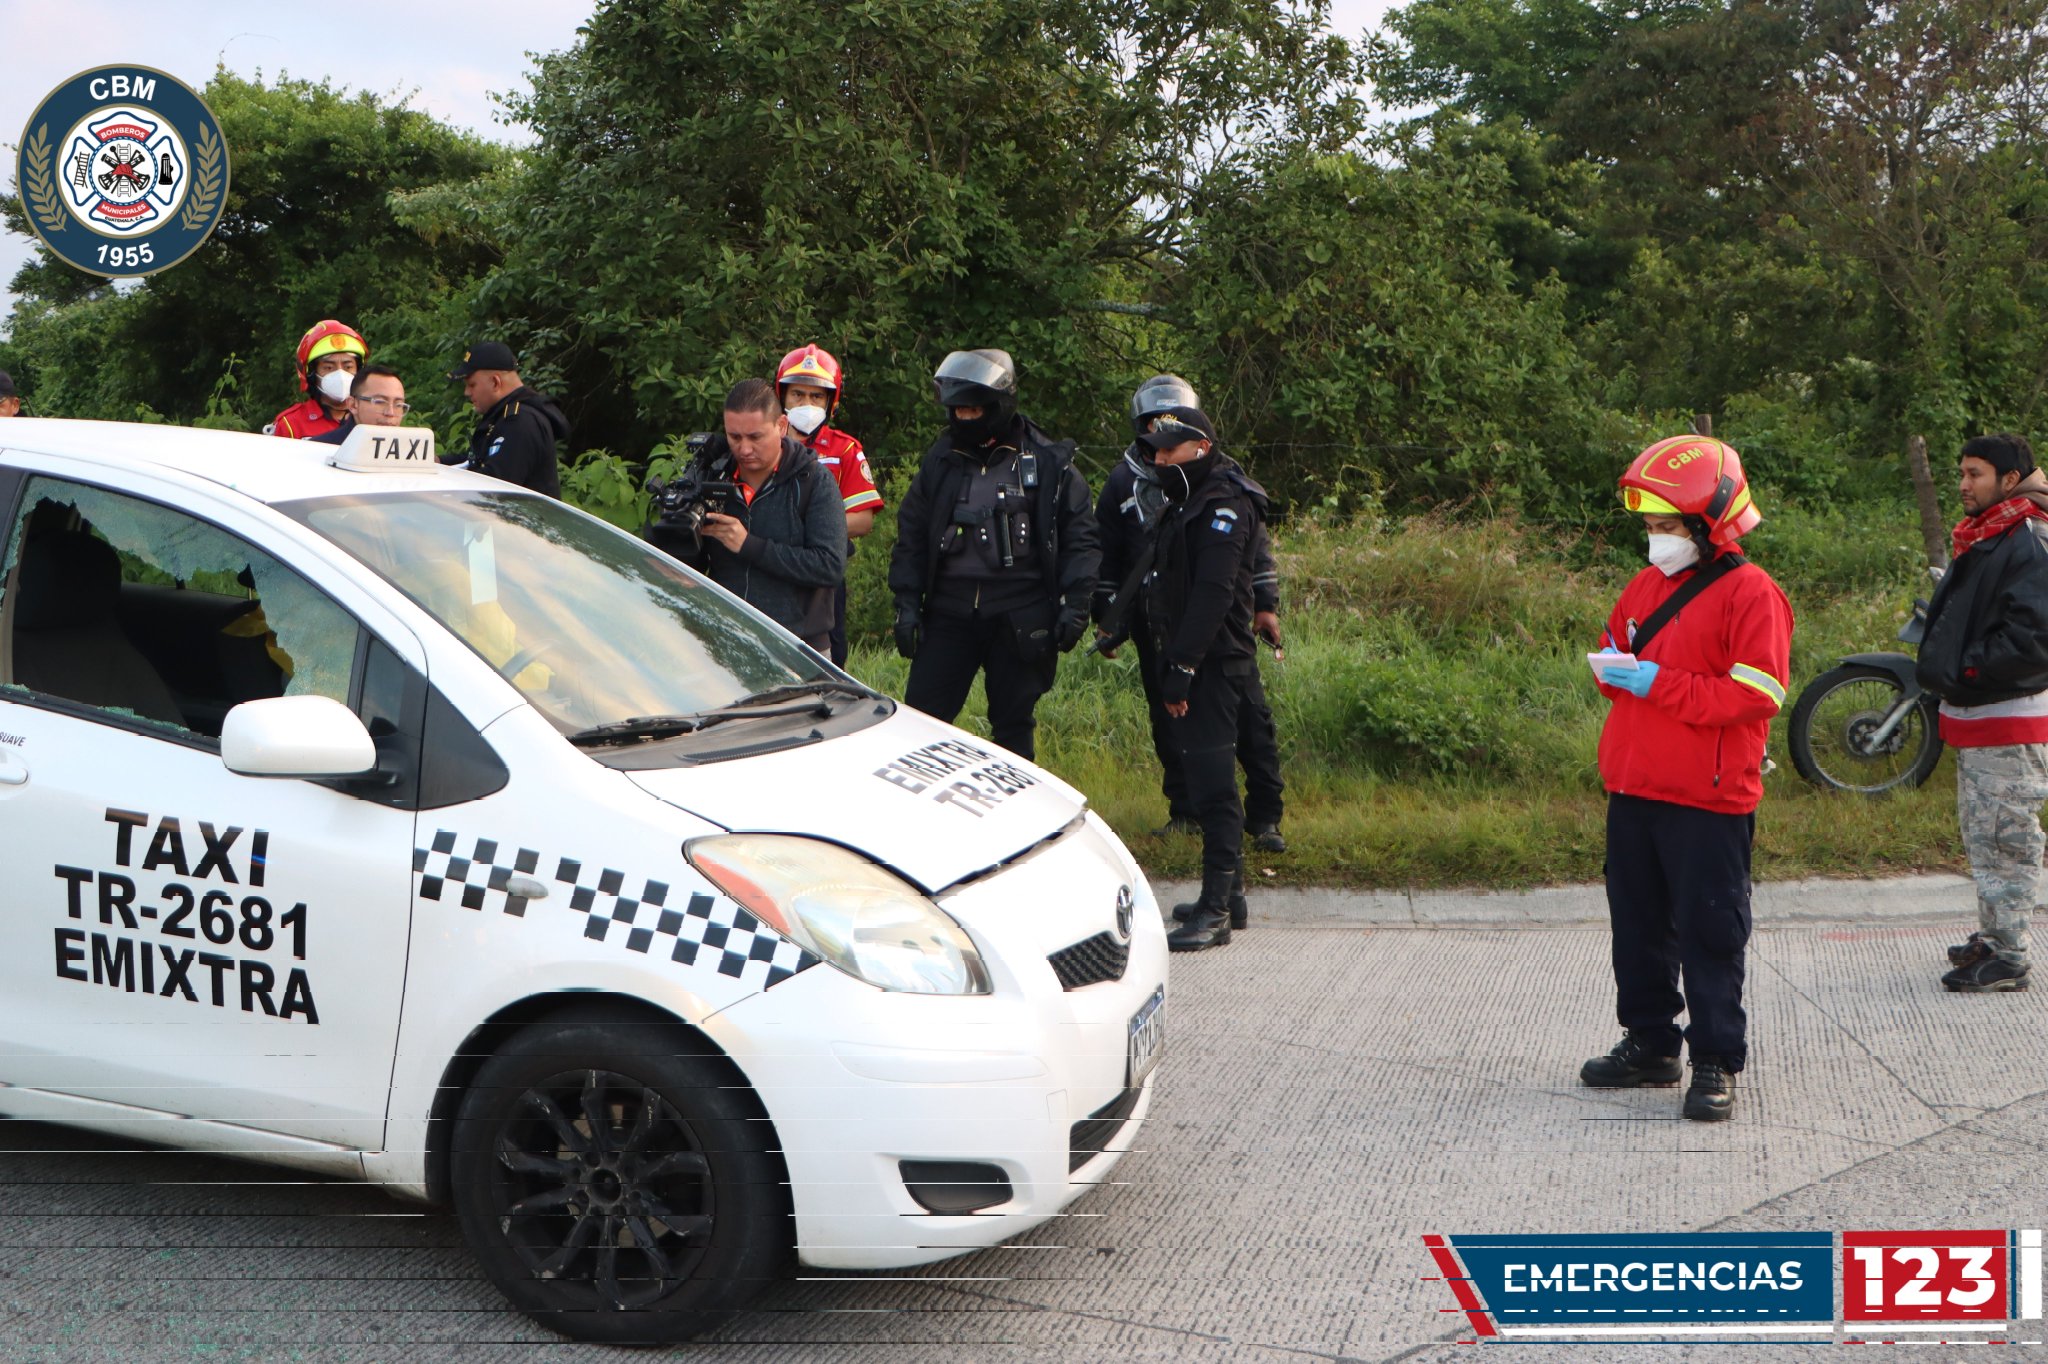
top-left (646, 432), bottom-right (745, 544)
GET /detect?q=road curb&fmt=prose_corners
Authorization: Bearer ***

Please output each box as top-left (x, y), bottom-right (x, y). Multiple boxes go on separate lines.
top-left (1150, 872), bottom-right (1975, 928)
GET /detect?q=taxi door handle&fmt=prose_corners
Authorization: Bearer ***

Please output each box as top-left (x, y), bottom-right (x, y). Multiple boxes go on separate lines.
top-left (0, 754), bottom-right (25, 785)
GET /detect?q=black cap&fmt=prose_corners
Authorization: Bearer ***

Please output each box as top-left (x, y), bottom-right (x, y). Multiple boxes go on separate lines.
top-left (447, 341), bottom-right (520, 378)
top-left (1138, 406), bottom-right (1217, 451)
top-left (0, 370), bottom-right (16, 399)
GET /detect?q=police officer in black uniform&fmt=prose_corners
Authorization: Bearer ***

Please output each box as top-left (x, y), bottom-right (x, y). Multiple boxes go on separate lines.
top-left (890, 349), bottom-right (1100, 760)
top-left (1136, 407), bottom-right (1265, 952)
top-left (445, 341), bottom-right (570, 497)
top-left (1095, 375), bottom-right (1287, 859)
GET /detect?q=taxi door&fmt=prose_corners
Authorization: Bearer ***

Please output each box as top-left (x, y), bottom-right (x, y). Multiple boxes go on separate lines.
top-left (0, 471), bottom-right (421, 1151)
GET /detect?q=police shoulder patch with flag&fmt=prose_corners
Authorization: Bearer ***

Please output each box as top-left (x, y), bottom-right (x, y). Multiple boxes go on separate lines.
top-left (17, 66), bottom-right (229, 279)
top-left (1209, 505), bottom-right (1240, 535)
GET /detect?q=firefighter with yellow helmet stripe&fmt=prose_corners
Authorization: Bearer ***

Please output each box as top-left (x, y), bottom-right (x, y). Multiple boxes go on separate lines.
top-left (267, 320), bottom-right (370, 440)
top-left (1579, 434), bottom-right (1793, 1122)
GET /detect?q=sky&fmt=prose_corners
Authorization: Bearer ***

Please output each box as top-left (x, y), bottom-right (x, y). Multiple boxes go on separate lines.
top-left (0, 0), bottom-right (1399, 327)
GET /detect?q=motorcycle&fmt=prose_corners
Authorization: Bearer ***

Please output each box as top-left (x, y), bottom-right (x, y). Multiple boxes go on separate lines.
top-left (1786, 598), bottom-right (1943, 793)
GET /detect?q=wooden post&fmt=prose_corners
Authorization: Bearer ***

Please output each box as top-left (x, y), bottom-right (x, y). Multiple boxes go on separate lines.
top-left (1692, 413), bottom-right (1713, 437)
top-left (1905, 434), bottom-right (1950, 571)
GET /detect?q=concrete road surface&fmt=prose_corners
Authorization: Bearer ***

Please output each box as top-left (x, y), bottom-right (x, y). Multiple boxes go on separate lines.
top-left (2, 873), bottom-right (2042, 1362)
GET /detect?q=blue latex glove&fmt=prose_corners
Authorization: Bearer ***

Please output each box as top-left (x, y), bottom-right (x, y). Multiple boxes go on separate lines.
top-left (1602, 660), bottom-right (1660, 698)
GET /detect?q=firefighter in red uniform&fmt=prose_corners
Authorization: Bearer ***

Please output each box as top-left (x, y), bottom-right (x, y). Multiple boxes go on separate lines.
top-left (775, 344), bottom-right (884, 666)
top-left (1579, 435), bottom-right (1793, 1122)
top-left (267, 321), bottom-right (370, 440)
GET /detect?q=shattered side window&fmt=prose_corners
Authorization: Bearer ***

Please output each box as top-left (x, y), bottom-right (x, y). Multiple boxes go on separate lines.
top-left (0, 477), bottom-right (362, 739)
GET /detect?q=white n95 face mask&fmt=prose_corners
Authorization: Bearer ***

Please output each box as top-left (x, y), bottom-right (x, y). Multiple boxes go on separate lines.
top-left (1647, 533), bottom-right (1701, 576)
top-left (317, 370), bottom-right (355, 404)
top-left (786, 404), bottom-right (827, 436)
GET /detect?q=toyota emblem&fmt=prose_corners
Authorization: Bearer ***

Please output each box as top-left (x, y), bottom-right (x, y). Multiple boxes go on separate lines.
top-left (1113, 885), bottom-right (1135, 943)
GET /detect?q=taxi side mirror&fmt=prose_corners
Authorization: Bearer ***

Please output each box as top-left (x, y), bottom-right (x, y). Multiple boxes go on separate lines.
top-left (221, 695), bottom-right (379, 778)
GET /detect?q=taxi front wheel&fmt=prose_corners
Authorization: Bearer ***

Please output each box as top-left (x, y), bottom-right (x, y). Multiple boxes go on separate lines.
top-left (449, 1020), bottom-right (791, 1343)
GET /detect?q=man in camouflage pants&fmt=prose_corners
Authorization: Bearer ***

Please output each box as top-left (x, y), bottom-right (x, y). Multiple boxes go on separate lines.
top-left (1916, 433), bottom-right (2048, 992)
top-left (1952, 747), bottom-right (2044, 987)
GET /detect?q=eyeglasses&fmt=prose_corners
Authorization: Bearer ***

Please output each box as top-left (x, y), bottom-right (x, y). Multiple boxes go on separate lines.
top-left (359, 396), bottom-right (411, 414)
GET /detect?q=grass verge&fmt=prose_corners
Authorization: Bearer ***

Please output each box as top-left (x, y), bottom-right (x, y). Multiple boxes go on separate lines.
top-left (846, 494), bottom-right (1967, 889)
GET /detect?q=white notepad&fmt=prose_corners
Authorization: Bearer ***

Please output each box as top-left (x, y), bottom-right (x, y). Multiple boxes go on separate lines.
top-left (1587, 650), bottom-right (1638, 681)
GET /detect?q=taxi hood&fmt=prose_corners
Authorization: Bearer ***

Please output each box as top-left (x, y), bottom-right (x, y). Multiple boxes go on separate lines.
top-left (622, 706), bottom-right (1087, 892)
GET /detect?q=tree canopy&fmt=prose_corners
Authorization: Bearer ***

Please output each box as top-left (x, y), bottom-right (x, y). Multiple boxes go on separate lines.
top-left (8, 0), bottom-right (2048, 519)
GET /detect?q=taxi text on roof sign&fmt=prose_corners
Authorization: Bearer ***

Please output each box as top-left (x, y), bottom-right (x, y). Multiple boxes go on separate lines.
top-left (331, 424), bottom-right (440, 473)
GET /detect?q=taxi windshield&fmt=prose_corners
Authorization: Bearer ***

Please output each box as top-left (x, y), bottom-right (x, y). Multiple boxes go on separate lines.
top-left (281, 489), bottom-right (832, 733)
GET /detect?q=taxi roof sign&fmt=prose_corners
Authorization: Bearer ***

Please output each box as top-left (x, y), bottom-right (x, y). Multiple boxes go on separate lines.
top-left (330, 424), bottom-right (442, 473)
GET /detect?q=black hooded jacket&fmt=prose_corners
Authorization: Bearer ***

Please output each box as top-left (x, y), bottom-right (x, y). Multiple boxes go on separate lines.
top-left (1141, 455), bottom-right (1268, 672)
top-left (1094, 446), bottom-right (1279, 625)
top-left (652, 435), bottom-right (848, 644)
top-left (460, 385), bottom-right (570, 496)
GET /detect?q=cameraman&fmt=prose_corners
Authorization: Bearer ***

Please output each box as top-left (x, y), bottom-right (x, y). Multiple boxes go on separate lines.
top-left (651, 379), bottom-right (847, 654)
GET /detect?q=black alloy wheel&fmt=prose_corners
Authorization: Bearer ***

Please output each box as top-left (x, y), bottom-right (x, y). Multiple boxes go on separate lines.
top-left (450, 1019), bottom-right (788, 1343)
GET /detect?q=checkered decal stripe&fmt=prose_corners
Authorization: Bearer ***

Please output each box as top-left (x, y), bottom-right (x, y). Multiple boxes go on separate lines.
top-left (411, 830), bottom-right (819, 989)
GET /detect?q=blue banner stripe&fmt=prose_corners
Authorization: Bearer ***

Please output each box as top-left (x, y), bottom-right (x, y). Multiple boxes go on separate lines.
top-left (1447, 1233), bottom-right (1835, 1325)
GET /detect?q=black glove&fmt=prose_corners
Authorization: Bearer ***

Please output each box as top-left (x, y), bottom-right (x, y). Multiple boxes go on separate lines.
top-left (1054, 605), bottom-right (1088, 654)
top-left (1161, 662), bottom-right (1195, 707)
top-left (894, 606), bottom-right (922, 660)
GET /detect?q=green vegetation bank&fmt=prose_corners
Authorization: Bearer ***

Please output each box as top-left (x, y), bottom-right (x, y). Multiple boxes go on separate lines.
top-left (6, 0), bottom-right (2036, 883)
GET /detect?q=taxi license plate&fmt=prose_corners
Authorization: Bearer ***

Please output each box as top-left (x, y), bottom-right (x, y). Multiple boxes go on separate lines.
top-left (1126, 986), bottom-right (1166, 1089)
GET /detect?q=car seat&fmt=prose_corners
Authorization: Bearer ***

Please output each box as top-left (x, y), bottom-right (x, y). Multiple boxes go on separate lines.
top-left (8, 531), bottom-right (186, 726)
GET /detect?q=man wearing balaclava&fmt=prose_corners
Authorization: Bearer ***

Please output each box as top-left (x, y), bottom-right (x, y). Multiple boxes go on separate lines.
top-left (887, 349), bottom-right (1099, 760)
top-left (1133, 407), bottom-right (1266, 952)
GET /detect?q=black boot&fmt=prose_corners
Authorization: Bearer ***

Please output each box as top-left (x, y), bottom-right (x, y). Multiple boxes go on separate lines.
top-left (1683, 1058), bottom-right (1736, 1121)
top-left (1172, 872), bottom-right (1249, 929)
top-left (1579, 1032), bottom-right (1682, 1087)
top-left (1166, 870), bottom-right (1236, 952)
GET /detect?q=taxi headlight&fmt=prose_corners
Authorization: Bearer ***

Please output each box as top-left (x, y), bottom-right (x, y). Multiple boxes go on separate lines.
top-left (684, 835), bottom-right (991, 995)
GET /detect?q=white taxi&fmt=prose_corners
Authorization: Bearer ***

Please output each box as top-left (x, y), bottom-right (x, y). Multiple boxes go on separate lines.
top-left (0, 418), bottom-right (1167, 1342)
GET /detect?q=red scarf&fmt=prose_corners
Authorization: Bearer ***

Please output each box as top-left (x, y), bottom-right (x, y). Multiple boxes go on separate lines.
top-left (1953, 495), bottom-right (2048, 558)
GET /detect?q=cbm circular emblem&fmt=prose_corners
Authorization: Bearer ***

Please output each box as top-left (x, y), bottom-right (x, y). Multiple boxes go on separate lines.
top-left (16, 67), bottom-right (229, 278)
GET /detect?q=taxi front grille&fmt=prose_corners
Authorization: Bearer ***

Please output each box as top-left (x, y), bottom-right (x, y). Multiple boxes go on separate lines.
top-left (1069, 1086), bottom-right (1143, 1172)
top-left (1047, 932), bottom-right (1129, 990)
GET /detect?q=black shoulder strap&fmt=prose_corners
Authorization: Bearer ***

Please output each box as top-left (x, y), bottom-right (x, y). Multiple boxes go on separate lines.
top-left (1632, 552), bottom-right (1748, 657)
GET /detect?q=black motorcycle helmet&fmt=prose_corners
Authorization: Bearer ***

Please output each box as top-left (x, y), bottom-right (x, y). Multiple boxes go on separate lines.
top-left (1129, 374), bottom-right (1200, 438)
top-left (934, 348), bottom-right (1017, 417)
top-left (934, 349), bottom-right (1019, 451)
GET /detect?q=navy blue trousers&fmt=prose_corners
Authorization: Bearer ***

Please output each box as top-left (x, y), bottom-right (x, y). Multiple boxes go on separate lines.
top-left (1604, 793), bottom-right (1755, 1071)
top-left (1171, 665), bottom-right (1248, 880)
top-left (1139, 627), bottom-right (1285, 829)
top-left (904, 611), bottom-right (1057, 760)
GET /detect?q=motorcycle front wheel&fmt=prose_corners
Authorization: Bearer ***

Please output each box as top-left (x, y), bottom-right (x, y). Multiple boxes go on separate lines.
top-left (1787, 664), bottom-right (1943, 794)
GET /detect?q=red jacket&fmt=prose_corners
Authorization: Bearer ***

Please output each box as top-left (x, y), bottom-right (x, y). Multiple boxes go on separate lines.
top-left (1596, 552), bottom-right (1794, 814)
top-left (268, 399), bottom-right (342, 440)
top-left (804, 425), bottom-right (884, 514)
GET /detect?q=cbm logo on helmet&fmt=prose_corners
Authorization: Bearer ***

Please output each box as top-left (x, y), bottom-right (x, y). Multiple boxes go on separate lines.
top-left (17, 67), bottom-right (229, 278)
